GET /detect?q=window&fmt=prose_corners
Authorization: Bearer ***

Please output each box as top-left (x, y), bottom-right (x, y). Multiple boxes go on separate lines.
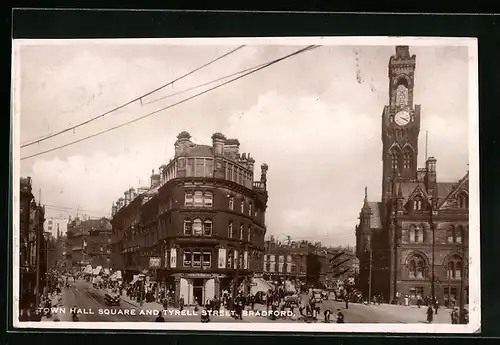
top-left (204, 192), bottom-right (213, 208)
top-left (185, 192), bottom-right (193, 207)
top-left (239, 224), bottom-right (244, 240)
top-left (228, 221), bottom-right (233, 238)
top-left (227, 250), bottom-right (233, 268)
top-left (247, 226), bottom-right (251, 242)
top-left (203, 219), bottom-right (212, 236)
top-left (403, 150), bottom-right (412, 169)
top-left (193, 218), bottom-right (202, 236)
top-left (456, 226), bottom-right (463, 243)
top-left (447, 226), bottom-right (454, 243)
top-left (240, 200), bottom-right (244, 213)
top-left (409, 286), bottom-right (424, 299)
top-left (409, 225), bottom-right (416, 243)
top-left (186, 158), bottom-right (195, 177)
top-left (194, 191), bottom-right (203, 207)
top-left (184, 220), bottom-right (192, 235)
top-left (413, 196), bottom-right (423, 210)
top-left (408, 254), bottom-right (426, 279)
top-left (195, 159), bottom-right (205, 177)
top-left (391, 150), bottom-right (399, 171)
top-left (447, 256), bottom-right (462, 279)
top-left (193, 252), bottom-right (201, 267)
top-left (183, 251), bottom-right (192, 267)
top-left (205, 159), bottom-right (214, 177)
top-left (203, 252), bottom-right (211, 267)
top-left (227, 164), bottom-right (233, 181)
top-left (228, 196), bottom-right (234, 210)
top-left (249, 203), bottom-right (252, 216)
top-left (389, 115), bottom-right (394, 123)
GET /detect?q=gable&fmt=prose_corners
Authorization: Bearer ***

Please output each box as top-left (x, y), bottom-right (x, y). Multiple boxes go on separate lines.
top-left (438, 173), bottom-right (469, 210)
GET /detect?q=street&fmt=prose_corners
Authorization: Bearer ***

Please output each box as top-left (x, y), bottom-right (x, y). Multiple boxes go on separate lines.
top-left (41, 279), bottom-right (451, 324)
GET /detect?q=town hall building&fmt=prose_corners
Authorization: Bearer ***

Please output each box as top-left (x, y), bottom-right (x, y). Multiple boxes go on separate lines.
top-left (355, 46), bottom-right (469, 306)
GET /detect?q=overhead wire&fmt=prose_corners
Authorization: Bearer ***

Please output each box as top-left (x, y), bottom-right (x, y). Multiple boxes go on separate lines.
top-left (21, 45), bottom-right (319, 161)
top-left (20, 45), bottom-right (246, 148)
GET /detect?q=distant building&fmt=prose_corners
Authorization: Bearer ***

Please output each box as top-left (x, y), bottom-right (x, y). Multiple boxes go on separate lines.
top-left (111, 131), bottom-right (269, 306)
top-left (262, 238), bottom-right (328, 288)
top-left (19, 177), bottom-right (46, 309)
top-left (66, 216), bottom-right (112, 269)
top-left (355, 46), bottom-right (469, 305)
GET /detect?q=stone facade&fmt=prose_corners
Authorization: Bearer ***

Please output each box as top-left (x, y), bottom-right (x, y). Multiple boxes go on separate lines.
top-left (111, 131), bottom-right (269, 306)
top-left (355, 46), bottom-right (469, 306)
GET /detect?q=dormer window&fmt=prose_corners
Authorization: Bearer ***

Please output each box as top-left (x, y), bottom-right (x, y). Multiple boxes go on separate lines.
top-left (457, 192), bottom-right (468, 209)
top-left (413, 196), bottom-right (423, 210)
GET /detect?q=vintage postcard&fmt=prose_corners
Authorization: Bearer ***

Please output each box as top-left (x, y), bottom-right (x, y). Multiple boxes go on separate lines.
top-left (11, 36), bottom-right (480, 333)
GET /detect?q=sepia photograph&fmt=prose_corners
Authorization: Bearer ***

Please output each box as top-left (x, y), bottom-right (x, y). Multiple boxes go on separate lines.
top-left (11, 37), bottom-right (479, 333)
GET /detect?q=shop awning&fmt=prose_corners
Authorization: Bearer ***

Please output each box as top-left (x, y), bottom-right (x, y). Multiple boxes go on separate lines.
top-left (248, 277), bottom-right (274, 295)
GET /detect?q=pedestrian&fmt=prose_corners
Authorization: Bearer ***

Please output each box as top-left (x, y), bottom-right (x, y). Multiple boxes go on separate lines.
top-left (344, 293), bottom-right (349, 309)
top-left (434, 300), bottom-right (439, 315)
top-left (179, 295), bottom-right (184, 311)
top-left (323, 309), bottom-right (332, 323)
top-left (155, 311), bottom-right (165, 322)
top-left (450, 307), bottom-right (459, 324)
top-left (336, 309), bottom-right (345, 323)
top-left (426, 305), bottom-right (434, 323)
top-left (417, 297), bottom-right (422, 309)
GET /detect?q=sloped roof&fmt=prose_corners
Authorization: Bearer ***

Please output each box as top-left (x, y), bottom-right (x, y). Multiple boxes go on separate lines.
top-left (399, 181), bottom-right (457, 203)
top-left (367, 201), bottom-right (383, 229)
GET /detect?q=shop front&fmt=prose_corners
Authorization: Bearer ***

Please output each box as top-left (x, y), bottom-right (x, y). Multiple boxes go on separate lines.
top-left (173, 272), bottom-right (227, 306)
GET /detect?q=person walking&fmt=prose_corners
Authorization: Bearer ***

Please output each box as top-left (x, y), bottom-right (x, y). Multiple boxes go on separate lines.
top-left (155, 311), bottom-right (165, 322)
top-left (336, 309), bottom-right (345, 323)
top-left (426, 305), bottom-right (434, 323)
top-left (450, 307), bottom-right (459, 324)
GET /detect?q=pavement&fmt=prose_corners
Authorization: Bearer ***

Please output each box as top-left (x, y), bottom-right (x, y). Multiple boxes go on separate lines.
top-left (39, 279), bottom-right (454, 324)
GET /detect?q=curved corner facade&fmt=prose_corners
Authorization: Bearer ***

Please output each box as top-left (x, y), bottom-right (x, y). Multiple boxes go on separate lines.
top-left (110, 131), bottom-right (269, 305)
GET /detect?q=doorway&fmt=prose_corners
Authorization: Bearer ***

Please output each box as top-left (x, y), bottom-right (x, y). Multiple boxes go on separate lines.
top-left (193, 279), bottom-right (204, 305)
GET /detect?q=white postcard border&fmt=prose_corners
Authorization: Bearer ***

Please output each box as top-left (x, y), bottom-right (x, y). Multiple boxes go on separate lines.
top-left (11, 36), bottom-right (480, 333)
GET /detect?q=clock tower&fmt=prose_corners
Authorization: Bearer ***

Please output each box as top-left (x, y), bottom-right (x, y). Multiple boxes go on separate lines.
top-left (381, 46), bottom-right (421, 202)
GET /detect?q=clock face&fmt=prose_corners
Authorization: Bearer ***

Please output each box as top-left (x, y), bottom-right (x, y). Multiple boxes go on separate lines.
top-left (395, 111), bottom-right (410, 126)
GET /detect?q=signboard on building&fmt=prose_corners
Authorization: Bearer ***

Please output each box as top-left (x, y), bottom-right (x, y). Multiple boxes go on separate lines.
top-left (243, 251), bottom-right (248, 269)
top-left (170, 248), bottom-right (177, 268)
top-left (218, 248), bottom-right (226, 269)
top-left (149, 256), bottom-right (161, 268)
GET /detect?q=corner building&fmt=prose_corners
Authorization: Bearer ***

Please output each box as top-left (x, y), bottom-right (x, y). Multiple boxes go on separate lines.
top-left (355, 46), bottom-right (469, 305)
top-left (111, 131), bottom-right (268, 306)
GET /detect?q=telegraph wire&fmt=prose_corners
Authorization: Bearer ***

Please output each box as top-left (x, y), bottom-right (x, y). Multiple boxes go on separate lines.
top-left (143, 61), bottom-right (269, 106)
top-left (44, 204), bottom-right (110, 216)
top-left (21, 45), bottom-right (319, 161)
top-left (20, 45), bottom-right (246, 148)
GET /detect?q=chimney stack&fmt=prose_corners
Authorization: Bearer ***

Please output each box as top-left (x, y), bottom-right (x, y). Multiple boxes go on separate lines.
top-left (124, 190), bottom-right (130, 206)
top-left (211, 132), bottom-right (226, 156)
top-left (425, 157), bottom-right (437, 193)
top-left (223, 138), bottom-right (240, 158)
top-left (175, 131), bottom-right (192, 156)
top-left (150, 169), bottom-right (161, 189)
top-left (129, 187), bottom-right (136, 201)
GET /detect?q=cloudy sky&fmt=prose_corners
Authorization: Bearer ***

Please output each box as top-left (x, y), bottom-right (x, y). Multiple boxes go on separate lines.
top-left (14, 39), bottom-right (472, 244)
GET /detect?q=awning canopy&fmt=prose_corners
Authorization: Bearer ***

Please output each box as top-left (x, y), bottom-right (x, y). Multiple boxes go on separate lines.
top-left (246, 277), bottom-right (274, 295)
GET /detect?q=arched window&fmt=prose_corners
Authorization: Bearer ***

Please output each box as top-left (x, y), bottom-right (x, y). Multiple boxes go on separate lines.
top-left (457, 193), bottom-right (468, 209)
top-left (456, 225), bottom-right (463, 244)
top-left (396, 83), bottom-right (409, 107)
top-left (193, 191), bottom-right (203, 207)
top-left (193, 218), bottom-right (202, 236)
top-left (447, 255), bottom-right (462, 279)
top-left (228, 196), bottom-right (234, 210)
top-left (228, 221), bottom-right (233, 238)
top-left (413, 195), bottom-right (423, 210)
top-left (408, 254), bottom-right (427, 279)
top-left (391, 150), bottom-right (399, 171)
top-left (403, 149), bottom-right (412, 169)
top-left (447, 226), bottom-right (455, 243)
top-left (184, 219), bottom-right (192, 235)
top-left (203, 219), bottom-right (212, 236)
top-left (409, 225), bottom-right (416, 243)
top-left (415, 226), bottom-right (423, 243)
